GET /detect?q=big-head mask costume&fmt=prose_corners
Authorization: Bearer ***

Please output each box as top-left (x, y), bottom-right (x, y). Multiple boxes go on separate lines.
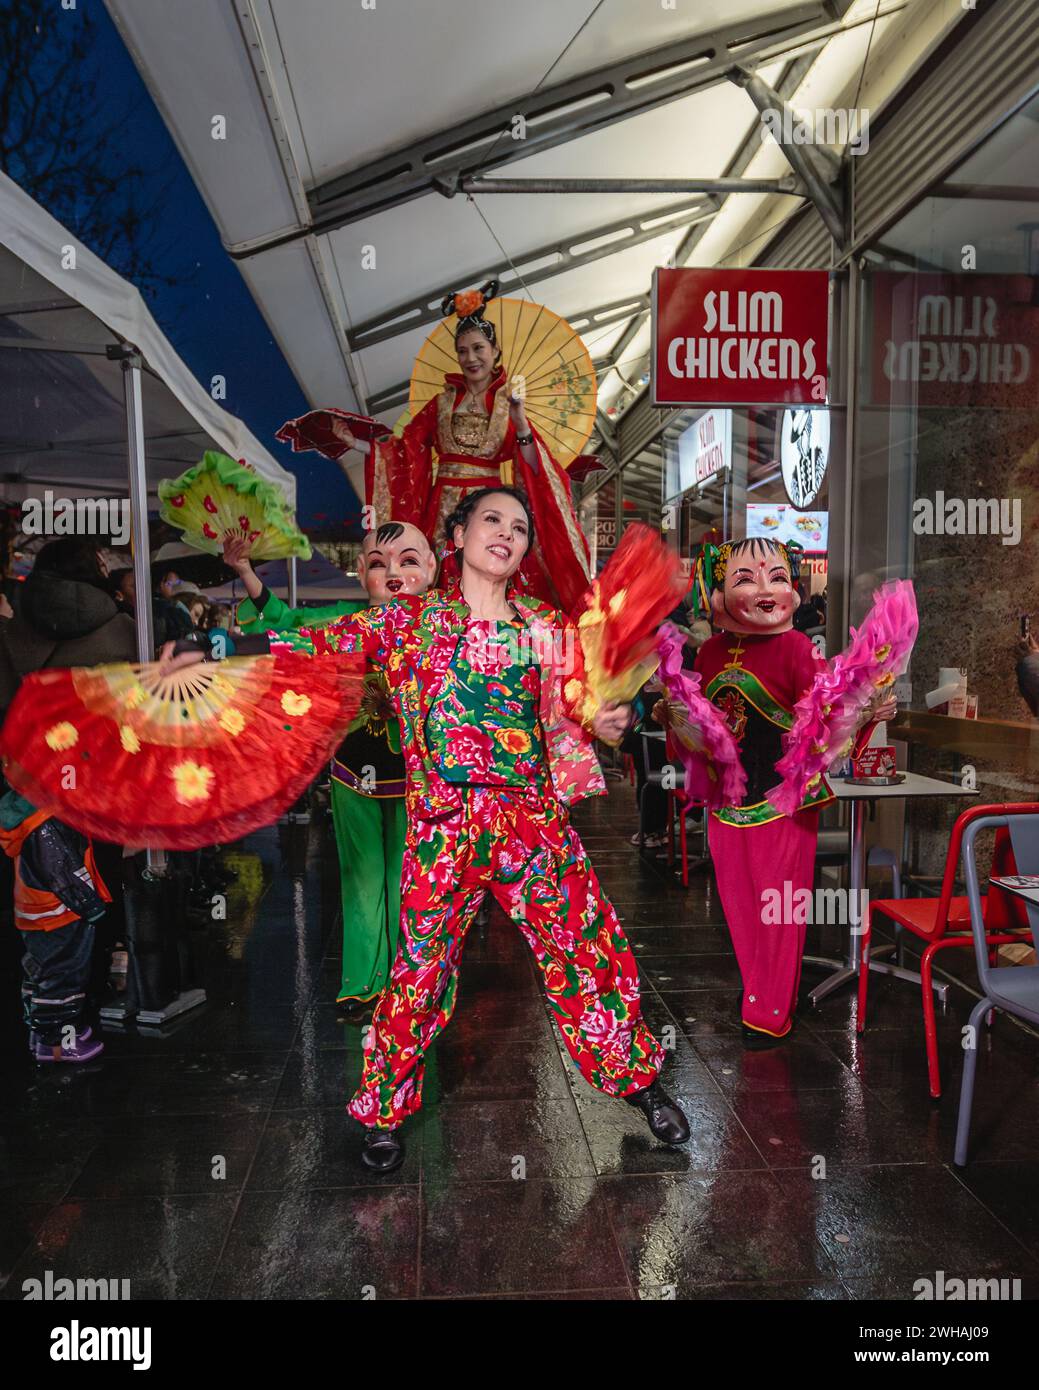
top-left (694, 537), bottom-right (805, 636)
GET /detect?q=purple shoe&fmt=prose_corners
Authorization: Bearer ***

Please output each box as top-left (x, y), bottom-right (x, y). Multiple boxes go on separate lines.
top-left (30, 1025), bottom-right (92, 1053)
top-left (33, 1030), bottom-right (103, 1064)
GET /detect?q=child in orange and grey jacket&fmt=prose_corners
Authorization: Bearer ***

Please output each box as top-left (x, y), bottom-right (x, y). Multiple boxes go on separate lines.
top-left (0, 790), bottom-right (109, 1063)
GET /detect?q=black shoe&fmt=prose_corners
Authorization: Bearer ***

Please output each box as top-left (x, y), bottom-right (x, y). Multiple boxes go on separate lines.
top-left (625, 1081), bottom-right (690, 1145)
top-left (360, 1128), bottom-right (404, 1173)
top-left (336, 997), bottom-right (376, 1024)
top-left (741, 1022), bottom-right (793, 1050)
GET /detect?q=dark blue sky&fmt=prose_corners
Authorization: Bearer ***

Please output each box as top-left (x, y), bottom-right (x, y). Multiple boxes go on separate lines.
top-left (85, 5), bottom-right (360, 535)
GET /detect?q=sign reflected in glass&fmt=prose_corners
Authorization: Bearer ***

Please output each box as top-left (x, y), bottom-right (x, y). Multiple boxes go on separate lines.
top-left (869, 272), bottom-right (1037, 408)
top-left (667, 408), bottom-right (732, 499)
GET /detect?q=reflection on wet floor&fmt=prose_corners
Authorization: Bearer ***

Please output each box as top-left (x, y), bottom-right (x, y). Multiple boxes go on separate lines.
top-left (1, 790), bottom-right (1037, 1300)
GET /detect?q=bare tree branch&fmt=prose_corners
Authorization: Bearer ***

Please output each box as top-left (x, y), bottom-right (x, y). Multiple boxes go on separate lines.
top-left (0, 0), bottom-right (196, 302)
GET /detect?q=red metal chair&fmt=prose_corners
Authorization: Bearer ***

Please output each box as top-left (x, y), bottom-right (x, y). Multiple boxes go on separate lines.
top-left (856, 801), bottom-right (1037, 1098)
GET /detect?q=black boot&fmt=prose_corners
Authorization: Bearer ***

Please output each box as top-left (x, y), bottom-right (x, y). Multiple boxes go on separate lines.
top-left (625, 1081), bottom-right (690, 1145)
top-left (741, 1021), bottom-right (793, 1050)
top-left (337, 996), bottom-right (375, 1025)
top-left (360, 1127), bottom-right (405, 1173)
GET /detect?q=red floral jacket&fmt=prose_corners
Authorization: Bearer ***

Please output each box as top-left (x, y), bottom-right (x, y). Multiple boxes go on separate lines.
top-left (271, 583), bottom-right (606, 823)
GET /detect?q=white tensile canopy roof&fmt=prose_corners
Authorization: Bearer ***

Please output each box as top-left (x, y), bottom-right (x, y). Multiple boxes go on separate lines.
top-left (0, 169), bottom-right (297, 509)
top-left (104, 0), bottom-right (961, 500)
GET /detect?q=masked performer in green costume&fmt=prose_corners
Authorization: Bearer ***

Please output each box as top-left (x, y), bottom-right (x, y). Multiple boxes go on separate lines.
top-left (224, 524), bottom-right (437, 1014)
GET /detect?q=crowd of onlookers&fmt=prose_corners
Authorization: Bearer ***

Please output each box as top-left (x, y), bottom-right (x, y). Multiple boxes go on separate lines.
top-left (0, 536), bottom-right (238, 710)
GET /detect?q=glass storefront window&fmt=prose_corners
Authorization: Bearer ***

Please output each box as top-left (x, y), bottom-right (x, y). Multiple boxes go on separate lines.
top-left (657, 406), bottom-right (832, 620)
top-left (580, 475), bottom-right (617, 575)
top-left (852, 90), bottom-right (1039, 875)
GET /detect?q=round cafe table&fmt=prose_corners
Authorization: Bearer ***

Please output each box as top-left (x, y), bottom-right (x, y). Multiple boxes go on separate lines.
top-left (803, 771), bottom-right (978, 1007)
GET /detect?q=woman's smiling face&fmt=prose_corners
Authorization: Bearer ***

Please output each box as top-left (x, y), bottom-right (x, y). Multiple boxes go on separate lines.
top-left (454, 492), bottom-right (530, 581)
top-left (455, 329), bottom-right (496, 386)
top-left (712, 545), bottom-right (800, 634)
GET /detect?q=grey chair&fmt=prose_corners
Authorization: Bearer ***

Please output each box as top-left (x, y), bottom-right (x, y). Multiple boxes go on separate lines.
top-left (637, 732), bottom-right (697, 882)
top-left (637, 732), bottom-right (682, 841)
top-left (954, 810), bottom-right (1039, 1166)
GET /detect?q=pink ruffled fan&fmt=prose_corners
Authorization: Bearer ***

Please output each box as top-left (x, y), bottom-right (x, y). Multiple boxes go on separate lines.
top-left (654, 625), bottom-right (747, 810)
top-left (767, 580), bottom-right (918, 816)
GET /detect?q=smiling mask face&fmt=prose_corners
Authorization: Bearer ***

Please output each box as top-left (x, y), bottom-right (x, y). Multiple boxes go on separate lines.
top-left (710, 539), bottom-right (800, 635)
top-left (357, 521), bottom-right (436, 603)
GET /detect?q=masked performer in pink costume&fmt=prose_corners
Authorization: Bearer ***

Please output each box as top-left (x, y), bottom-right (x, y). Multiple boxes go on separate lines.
top-left (691, 539), bottom-right (896, 1047)
top-left (329, 281), bottom-right (591, 614)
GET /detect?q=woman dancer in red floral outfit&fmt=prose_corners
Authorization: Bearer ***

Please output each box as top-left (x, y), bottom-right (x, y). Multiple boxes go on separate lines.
top-left (165, 488), bottom-right (689, 1172)
top-left (311, 490), bottom-right (687, 1171)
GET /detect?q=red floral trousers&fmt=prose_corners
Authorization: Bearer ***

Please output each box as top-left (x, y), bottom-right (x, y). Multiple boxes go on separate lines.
top-left (346, 785), bottom-right (663, 1128)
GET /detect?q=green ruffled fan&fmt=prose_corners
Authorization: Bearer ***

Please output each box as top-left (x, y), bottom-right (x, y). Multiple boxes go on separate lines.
top-left (158, 452), bottom-right (312, 561)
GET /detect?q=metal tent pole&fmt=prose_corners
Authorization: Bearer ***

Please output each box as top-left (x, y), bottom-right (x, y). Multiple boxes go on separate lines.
top-left (108, 344), bottom-right (206, 1028)
top-left (116, 346), bottom-right (165, 879)
top-left (118, 351), bottom-right (155, 659)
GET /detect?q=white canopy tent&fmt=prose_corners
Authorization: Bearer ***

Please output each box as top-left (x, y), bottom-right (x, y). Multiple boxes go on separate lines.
top-left (103, 0), bottom-right (964, 494)
top-left (0, 169), bottom-right (302, 651)
top-left (0, 169), bottom-right (296, 506)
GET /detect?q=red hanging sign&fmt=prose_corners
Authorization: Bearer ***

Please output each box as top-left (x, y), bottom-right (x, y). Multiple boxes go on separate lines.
top-left (652, 267), bottom-right (830, 406)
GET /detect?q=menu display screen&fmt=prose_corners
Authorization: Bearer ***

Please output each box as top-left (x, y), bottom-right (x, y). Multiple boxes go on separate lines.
top-left (745, 502), bottom-right (828, 552)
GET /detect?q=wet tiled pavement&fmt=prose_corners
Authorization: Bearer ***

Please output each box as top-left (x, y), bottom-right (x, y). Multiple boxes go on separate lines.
top-left (2, 787), bottom-right (1037, 1300)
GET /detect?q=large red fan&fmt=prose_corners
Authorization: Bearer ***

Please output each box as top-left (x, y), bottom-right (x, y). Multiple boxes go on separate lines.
top-left (0, 651), bottom-right (365, 850)
top-left (574, 524), bottom-right (688, 707)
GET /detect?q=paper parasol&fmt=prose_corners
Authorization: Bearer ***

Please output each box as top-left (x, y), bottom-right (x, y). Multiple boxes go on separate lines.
top-left (0, 650), bottom-right (365, 850)
top-left (410, 298), bottom-right (596, 467)
top-left (275, 409), bottom-right (392, 462)
top-left (158, 452), bottom-right (312, 562)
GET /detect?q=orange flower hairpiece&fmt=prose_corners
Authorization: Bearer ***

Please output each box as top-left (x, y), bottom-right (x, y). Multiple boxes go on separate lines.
top-left (453, 289), bottom-right (483, 318)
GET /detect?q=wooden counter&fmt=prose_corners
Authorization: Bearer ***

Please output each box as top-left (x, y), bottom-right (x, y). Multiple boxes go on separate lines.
top-left (891, 710), bottom-right (1039, 769)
